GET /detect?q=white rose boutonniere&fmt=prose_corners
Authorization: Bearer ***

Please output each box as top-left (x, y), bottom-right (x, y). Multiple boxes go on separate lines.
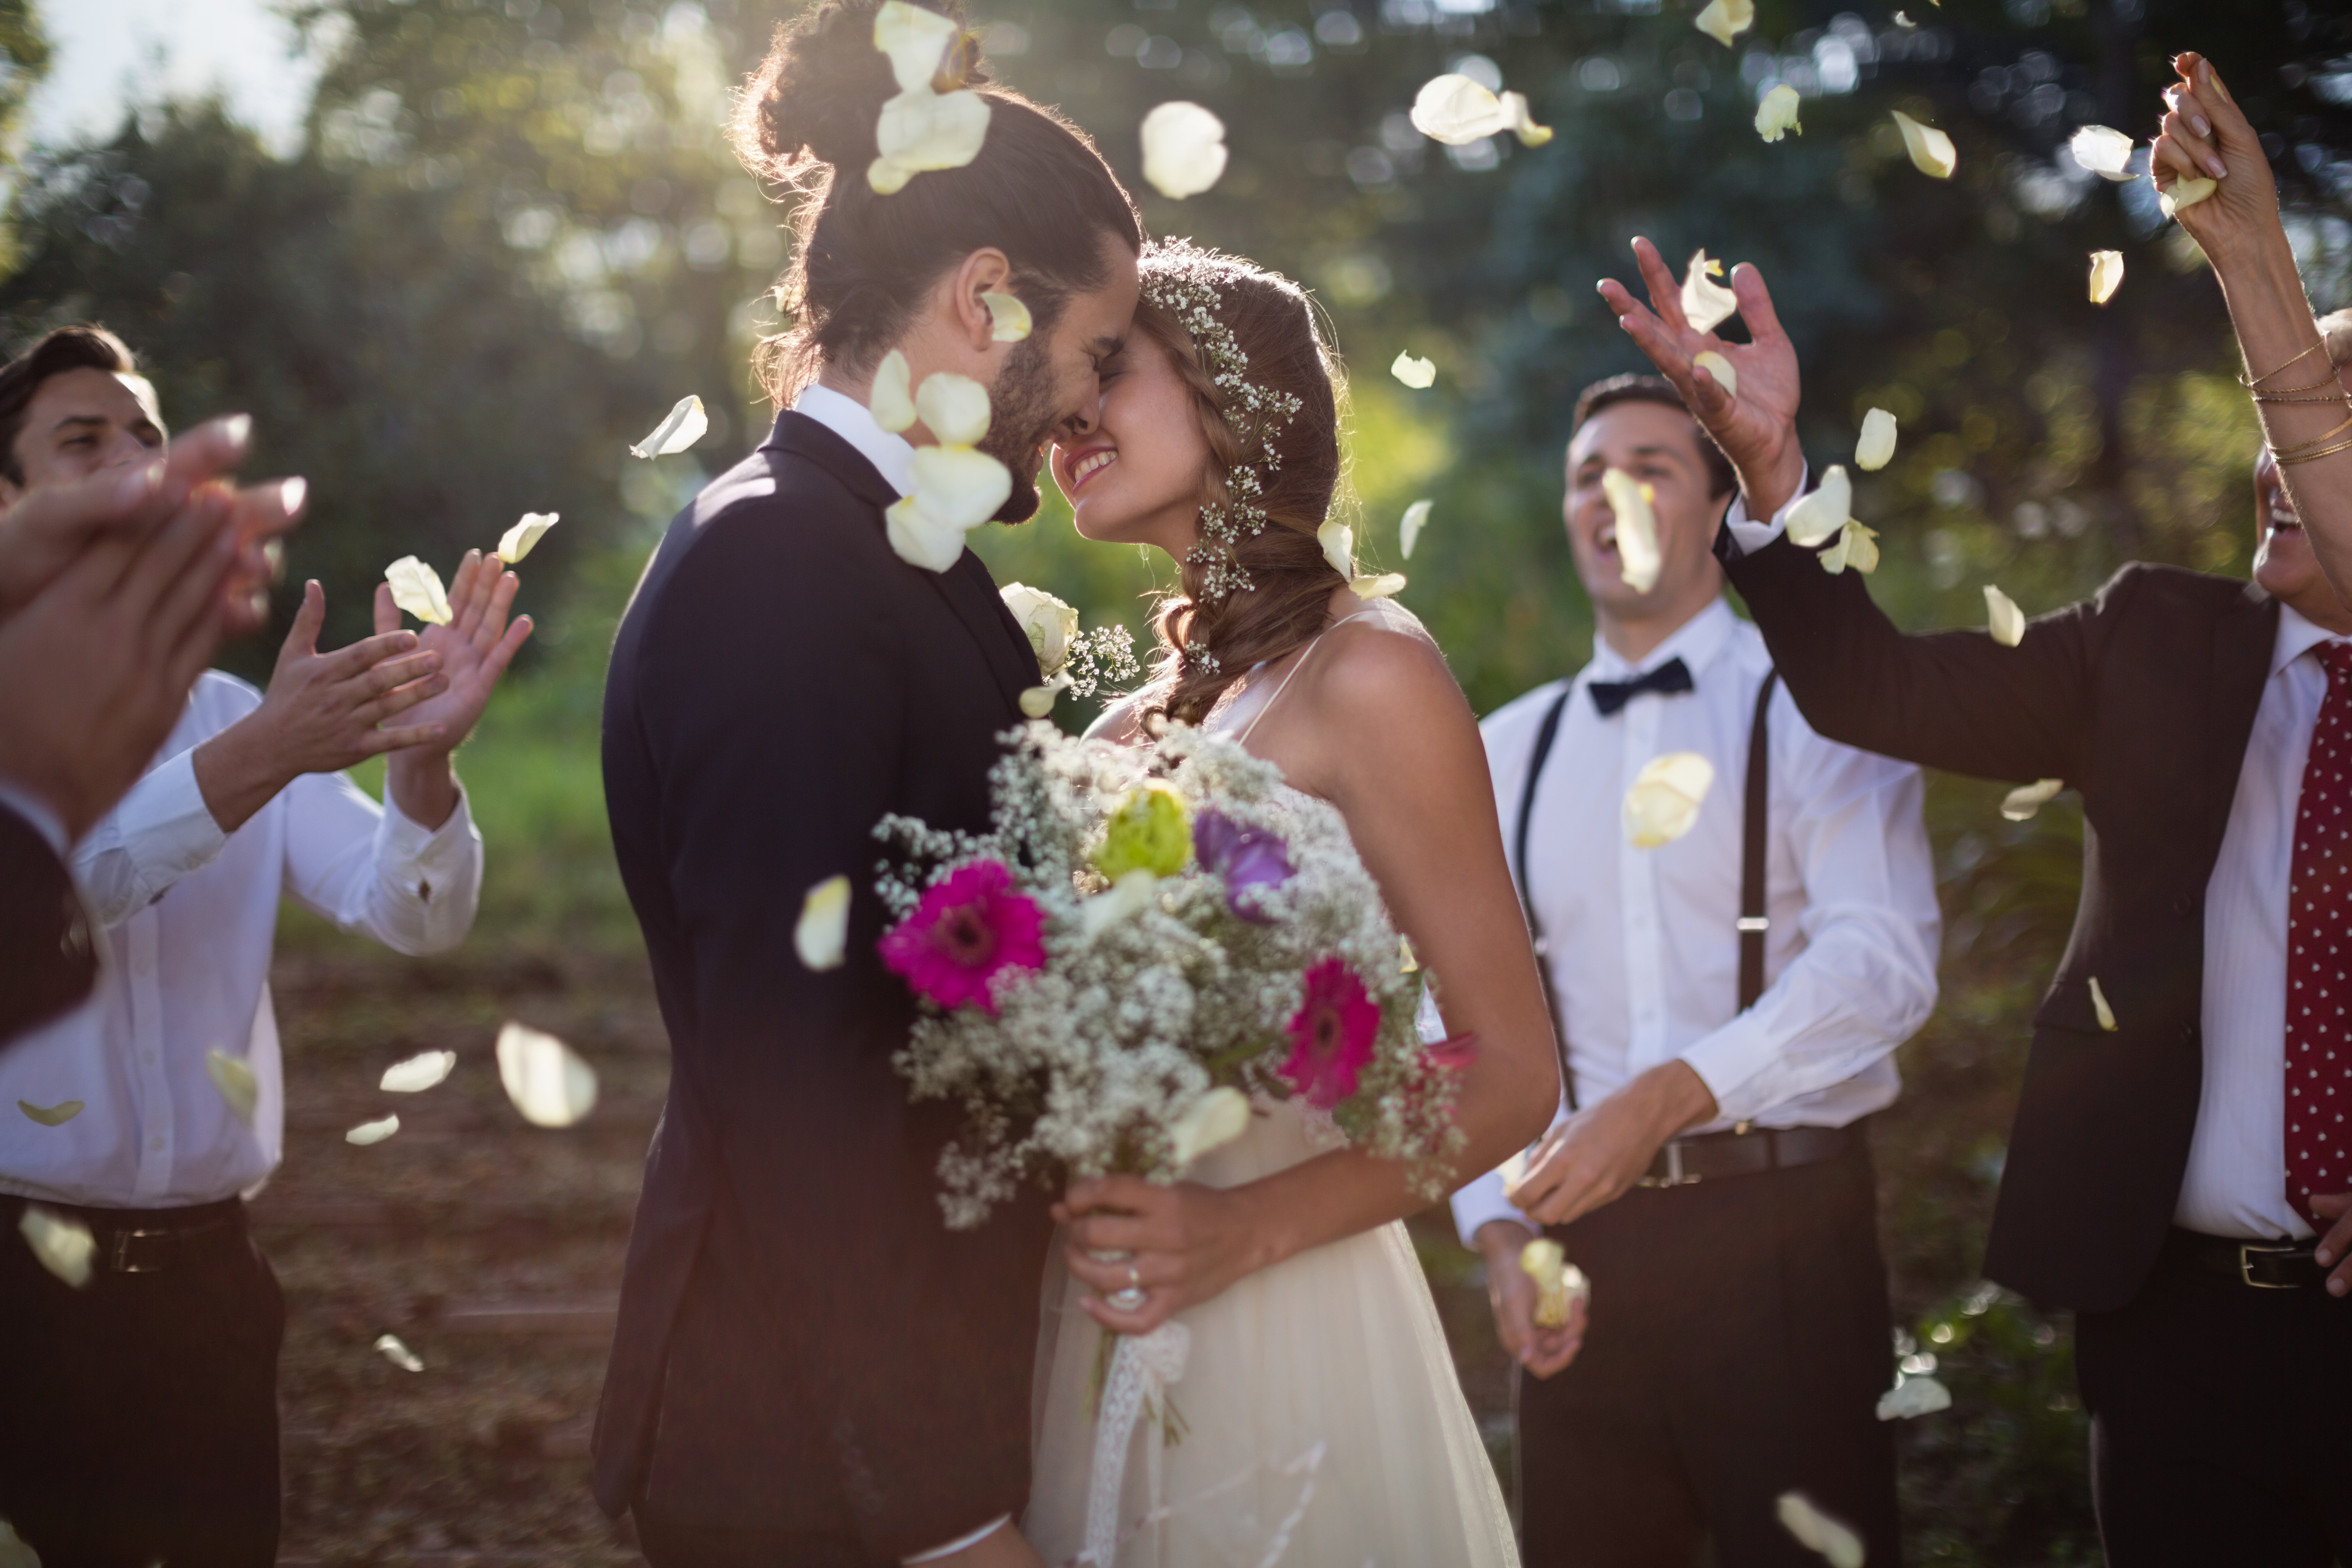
top-left (1000, 582), bottom-right (1080, 677)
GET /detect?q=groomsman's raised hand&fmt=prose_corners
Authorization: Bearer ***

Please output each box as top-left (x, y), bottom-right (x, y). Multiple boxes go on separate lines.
top-left (2313, 1192), bottom-right (2352, 1297)
top-left (1599, 238), bottom-right (1809, 521)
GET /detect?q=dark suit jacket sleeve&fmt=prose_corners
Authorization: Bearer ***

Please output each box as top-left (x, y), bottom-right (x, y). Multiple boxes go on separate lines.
top-left (630, 504), bottom-right (1011, 1555)
top-left (1723, 523), bottom-right (2127, 786)
top-left (0, 802), bottom-right (96, 1044)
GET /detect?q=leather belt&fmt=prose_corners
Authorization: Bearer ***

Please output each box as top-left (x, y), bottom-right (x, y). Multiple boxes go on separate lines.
top-left (2167, 1227), bottom-right (2334, 1290)
top-left (8, 1196), bottom-right (245, 1274)
top-left (1637, 1121), bottom-right (1858, 1189)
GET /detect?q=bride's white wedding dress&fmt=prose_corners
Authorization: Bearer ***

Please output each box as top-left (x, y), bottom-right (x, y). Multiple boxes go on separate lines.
top-left (1025, 598), bottom-right (1519, 1568)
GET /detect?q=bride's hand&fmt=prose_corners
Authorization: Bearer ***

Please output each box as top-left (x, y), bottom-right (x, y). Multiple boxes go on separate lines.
top-left (1057, 1174), bottom-right (1272, 1335)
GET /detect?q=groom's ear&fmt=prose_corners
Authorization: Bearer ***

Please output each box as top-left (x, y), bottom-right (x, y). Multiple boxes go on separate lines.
top-left (946, 246), bottom-right (1016, 356)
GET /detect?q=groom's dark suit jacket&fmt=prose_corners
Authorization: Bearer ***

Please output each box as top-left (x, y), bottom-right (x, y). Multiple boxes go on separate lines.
top-left (595, 411), bottom-right (1047, 1554)
top-left (1720, 526), bottom-right (2277, 1315)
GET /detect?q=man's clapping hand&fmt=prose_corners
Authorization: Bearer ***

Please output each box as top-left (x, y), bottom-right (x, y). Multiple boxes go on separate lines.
top-left (2311, 1193), bottom-right (2352, 1297)
top-left (377, 548), bottom-right (532, 831)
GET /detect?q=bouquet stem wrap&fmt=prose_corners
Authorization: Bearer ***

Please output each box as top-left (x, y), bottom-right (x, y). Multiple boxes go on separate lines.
top-left (1084, 1321), bottom-right (1192, 1566)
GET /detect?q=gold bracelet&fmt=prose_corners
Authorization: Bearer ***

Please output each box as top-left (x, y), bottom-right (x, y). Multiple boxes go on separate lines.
top-left (2274, 435), bottom-right (2352, 466)
top-left (2251, 372), bottom-right (2347, 399)
top-left (2266, 409), bottom-right (2352, 459)
top-left (2252, 388), bottom-right (2352, 405)
top-left (2243, 338), bottom-right (2332, 388)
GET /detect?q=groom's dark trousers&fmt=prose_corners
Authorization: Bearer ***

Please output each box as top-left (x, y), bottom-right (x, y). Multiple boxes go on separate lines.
top-left (1721, 526), bottom-right (2352, 1566)
top-left (596, 412), bottom-right (1048, 1561)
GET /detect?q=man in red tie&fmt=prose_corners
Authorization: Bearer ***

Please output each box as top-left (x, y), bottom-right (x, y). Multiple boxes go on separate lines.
top-left (1603, 242), bottom-right (2352, 1564)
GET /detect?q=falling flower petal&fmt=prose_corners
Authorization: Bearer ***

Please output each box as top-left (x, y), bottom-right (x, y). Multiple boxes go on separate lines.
top-left (1682, 249), bottom-right (1740, 335)
top-left (2090, 976), bottom-right (2118, 1032)
top-left (1140, 101), bottom-right (1229, 200)
top-left (1399, 499), bottom-right (1432, 560)
top-left (1820, 520), bottom-right (1880, 576)
top-left (1694, 350), bottom-right (1738, 400)
top-left (629, 394), bottom-right (708, 458)
top-left (2068, 124), bottom-right (2137, 180)
top-left (2160, 176), bottom-right (2215, 218)
top-left (1693, 0), bottom-right (1755, 48)
top-left (1855, 408), bottom-right (1898, 471)
top-left (1777, 1492), bottom-right (1866, 1568)
top-left (1985, 585), bottom-right (2026, 647)
top-left (1080, 867), bottom-right (1160, 937)
top-left (1625, 752), bottom-right (1715, 848)
top-left (795, 874), bottom-right (852, 971)
top-left (380, 1051), bottom-right (457, 1093)
top-left (1000, 582), bottom-right (1079, 675)
top-left (18, 1099), bottom-right (82, 1126)
top-left (1894, 11), bottom-right (1915, 25)
top-left (871, 349), bottom-right (917, 433)
top-left (907, 445), bottom-right (1014, 530)
top-left (1391, 351), bottom-right (1437, 390)
top-left (2089, 249), bottom-right (2125, 305)
top-left (1499, 91), bottom-right (1553, 147)
top-left (374, 1333), bottom-right (425, 1372)
top-left (496, 1021), bottom-right (598, 1128)
top-left (886, 498), bottom-right (973, 573)
top-left (19, 1203), bottom-right (94, 1288)
top-left (1755, 84), bottom-right (1802, 143)
top-left (384, 556), bottom-right (451, 626)
top-left (1318, 519), bottom-right (1354, 577)
top-left (498, 512), bottom-right (557, 564)
top-left (1018, 684), bottom-right (1058, 718)
top-left (207, 1048), bottom-right (258, 1121)
top-left (1410, 74), bottom-right (1552, 148)
top-left (1169, 1086), bottom-right (1253, 1167)
top-left (874, 1), bottom-right (962, 94)
top-left (345, 1114), bottom-right (400, 1146)
top-left (980, 291), bottom-right (1032, 342)
top-left (1350, 572), bottom-right (1408, 600)
top-left (1892, 110), bottom-right (1957, 178)
top-left (1877, 1374), bottom-right (1954, 1420)
top-left (915, 372), bottom-right (992, 446)
top-left (1784, 465), bottom-right (1853, 549)
top-left (1602, 468), bottom-right (1662, 594)
top-left (2000, 778), bottom-right (2065, 821)
top-left (869, 87), bottom-right (991, 194)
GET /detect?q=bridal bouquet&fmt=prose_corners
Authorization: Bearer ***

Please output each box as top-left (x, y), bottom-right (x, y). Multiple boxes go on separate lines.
top-left (874, 717), bottom-right (1469, 1228)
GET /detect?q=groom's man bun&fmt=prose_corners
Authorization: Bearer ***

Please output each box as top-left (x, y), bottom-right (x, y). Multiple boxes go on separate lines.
top-left (732, 0), bottom-right (1142, 403)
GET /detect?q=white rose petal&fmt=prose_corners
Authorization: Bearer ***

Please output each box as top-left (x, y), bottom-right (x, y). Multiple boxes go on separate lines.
top-left (1985, 584), bottom-right (2026, 647)
top-left (628, 394), bottom-right (708, 458)
top-left (496, 1020), bottom-right (598, 1129)
top-left (795, 875), bottom-right (853, 971)
top-left (869, 87), bottom-right (991, 194)
top-left (1624, 751), bottom-right (1716, 849)
top-left (907, 444), bottom-right (1013, 530)
top-left (1681, 249), bottom-right (1740, 335)
top-left (1602, 468), bottom-right (1662, 594)
top-left (1693, 0), bottom-right (1755, 47)
top-left (1349, 572), bottom-right (1408, 600)
top-left (2068, 124), bottom-right (2137, 180)
top-left (915, 372), bottom-right (993, 446)
top-left (374, 1332), bottom-right (426, 1372)
top-left (1694, 350), bottom-right (1737, 400)
top-left (1169, 1086), bottom-right (1252, 1167)
top-left (1499, 91), bottom-right (1553, 147)
top-left (1140, 101), bottom-right (1229, 200)
top-left (886, 497), bottom-right (973, 573)
top-left (497, 512), bottom-right (558, 564)
top-left (345, 1114), bottom-right (401, 1146)
top-left (873, 1), bottom-right (962, 94)
top-left (2088, 249), bottom-right (2125, 305)
top-left (980, 291), bottom-right (1032, 342)
top-left (1777, 1492), bottom-right (1866, 1568)
top-left (1000, 582), bottom-right (1079, 674)
top-left (1856, 408), bottom-right (1899, 471)
top-left (207, 1047), bottom-right (258, 1121)
top-left (380, 1050), bottom-right (457, 1093)
top-left (1018, 684), bottom-right (1059, 718)
top-left (2090, 976), bottom-right (2118, 1032)
top-left (1399, 499), bottom-right (1433, 560)
top-left (384, 556), bottom-right (451, 626)
top-left (19, 1203), bottom-right (95, 1289)
top-left (1081, 868), bottom-right (1160, 936)
top-left (1318, 519), bottom-right (1354, 578)
top-left (1892, 110), bottom-right (1957, 179)
top-left (2160, 176), bottom-right (2215, 218)
top-left (18, 1098), bottom-right (82, 1126)
top-left (2000, 778), bottom-right (2065, 821)
top-left (1877, 1374), bottom-right (1954, 1420)
top-left (1410, 74), bottom-right (1550, 148)
top-left (1391, 351), bottom-right (1437, 390)
top-left (1820, 519), bottom-right (1880, 576)
top-left (1755, 83), bottom-right (1802, 143)
top-left (1785, 465), bottom-right (1853, 549)
top-left (871, 349), bottom-right (917, 433)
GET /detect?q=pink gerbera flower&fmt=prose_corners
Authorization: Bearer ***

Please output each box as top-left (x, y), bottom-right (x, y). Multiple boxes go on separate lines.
top-left (879, 861), bottom-right (1045, 1015)
top-left (1280, 958), bottom-right (1381, 1109)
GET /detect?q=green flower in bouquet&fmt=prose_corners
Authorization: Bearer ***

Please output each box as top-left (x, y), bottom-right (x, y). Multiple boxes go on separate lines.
top-left (1094, 780), bottom-right (1191, 880)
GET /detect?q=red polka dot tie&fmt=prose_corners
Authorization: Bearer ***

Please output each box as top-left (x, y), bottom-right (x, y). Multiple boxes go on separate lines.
top-left (2286, 640), bottom-right (2352, 1228)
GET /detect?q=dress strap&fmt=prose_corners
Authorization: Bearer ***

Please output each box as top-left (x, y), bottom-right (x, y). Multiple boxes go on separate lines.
top-left (1236, 608), bottom-right (1379, 744)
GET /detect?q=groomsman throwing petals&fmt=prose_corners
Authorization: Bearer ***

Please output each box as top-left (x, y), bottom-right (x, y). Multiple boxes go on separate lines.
top-left (1455, 374), bottom-right (1940, 1567)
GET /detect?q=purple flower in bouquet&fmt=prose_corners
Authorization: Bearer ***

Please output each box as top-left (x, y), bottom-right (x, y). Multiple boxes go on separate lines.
top-left (1192, 809), bottom-right (1294, 924)
top-left (880, 860), bottom-right (1044, 1015)
top-left (1280, 958), bottom-right (1381, 1109)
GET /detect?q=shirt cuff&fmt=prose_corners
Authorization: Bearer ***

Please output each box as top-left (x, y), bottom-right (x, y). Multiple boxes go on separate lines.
top-left (376, 780), bottom-right (479, 891)
top-left (1450, 1165), bottom-right (1534, 1251)
top-left (1723, 461), bottom-right (1809, 557)
top-left (901, 1515), bottom-right (1011, 1564)
top-left (1675, 1007), bottom-right (1781, 1127)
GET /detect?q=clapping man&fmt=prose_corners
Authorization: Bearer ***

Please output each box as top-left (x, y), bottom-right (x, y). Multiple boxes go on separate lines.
top-left (1454, 375), bottom-right (1941, 1566)
top-left (0, 326), bottom-right (530, 1567)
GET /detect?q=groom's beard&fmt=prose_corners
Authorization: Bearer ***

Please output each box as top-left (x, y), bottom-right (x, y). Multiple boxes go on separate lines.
top-left (979, 334), bottom-right (1061, 525)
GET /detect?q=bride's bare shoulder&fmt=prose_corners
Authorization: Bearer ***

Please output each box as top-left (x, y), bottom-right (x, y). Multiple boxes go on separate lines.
top-left (1311, 602), bottom-right (1468, 728)
top-left (1085, 692), bottom-right (1153, 746)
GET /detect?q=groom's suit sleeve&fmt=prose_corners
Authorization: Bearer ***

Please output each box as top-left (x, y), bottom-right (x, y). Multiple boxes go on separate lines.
top-left (631, 498), bottom-right (1026, 1555)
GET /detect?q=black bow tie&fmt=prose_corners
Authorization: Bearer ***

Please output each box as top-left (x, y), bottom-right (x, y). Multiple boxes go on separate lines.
top-left (1589, 657), bottom-right (1695, 717)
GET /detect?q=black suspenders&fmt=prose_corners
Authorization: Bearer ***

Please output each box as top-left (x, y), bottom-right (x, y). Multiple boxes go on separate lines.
top-left (1511, 668), bottom-right (1780, 1115)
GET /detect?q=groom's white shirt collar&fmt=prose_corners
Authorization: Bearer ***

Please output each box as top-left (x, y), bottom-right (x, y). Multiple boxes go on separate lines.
top-left (793, 382), bottom-right (915, 499)
top-left (1585, 594), bottom-right (1738, 684)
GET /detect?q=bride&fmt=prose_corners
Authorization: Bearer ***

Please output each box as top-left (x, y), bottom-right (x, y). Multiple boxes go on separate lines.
top-left (1024, 240), bottom-right (1561, 1564)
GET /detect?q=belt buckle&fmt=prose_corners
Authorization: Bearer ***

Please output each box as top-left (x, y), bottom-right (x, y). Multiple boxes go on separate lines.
top-left (107, 1227), bottom-right (175, 1274)
top-left (1639, 1140), bottom-right (1701, 1189)
top-left (2238, 1241), bottom-right (2301, 1289)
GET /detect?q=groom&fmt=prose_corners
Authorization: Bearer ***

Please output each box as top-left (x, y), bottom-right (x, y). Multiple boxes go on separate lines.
top-left (594, 6), bottom-right (1141, 1562)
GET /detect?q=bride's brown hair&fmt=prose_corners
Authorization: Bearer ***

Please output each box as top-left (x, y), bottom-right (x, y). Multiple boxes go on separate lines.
top-left (1131, 245), bottom-right (1350, 729)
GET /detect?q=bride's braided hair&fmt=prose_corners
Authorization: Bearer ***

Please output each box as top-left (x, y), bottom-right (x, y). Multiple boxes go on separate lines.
top-left (1131, 243), bottom-right (1350, 729)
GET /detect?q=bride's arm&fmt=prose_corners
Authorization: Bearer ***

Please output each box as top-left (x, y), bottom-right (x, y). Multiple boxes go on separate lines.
top-left (1060, 626), bottom-right (1560, 1332)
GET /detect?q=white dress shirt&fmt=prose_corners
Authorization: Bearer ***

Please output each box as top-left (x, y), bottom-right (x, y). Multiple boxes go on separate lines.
top-left (0, 672), bottom-right (481, 1210)
top-left (1450, 598), bottom-right (1942, 1245)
